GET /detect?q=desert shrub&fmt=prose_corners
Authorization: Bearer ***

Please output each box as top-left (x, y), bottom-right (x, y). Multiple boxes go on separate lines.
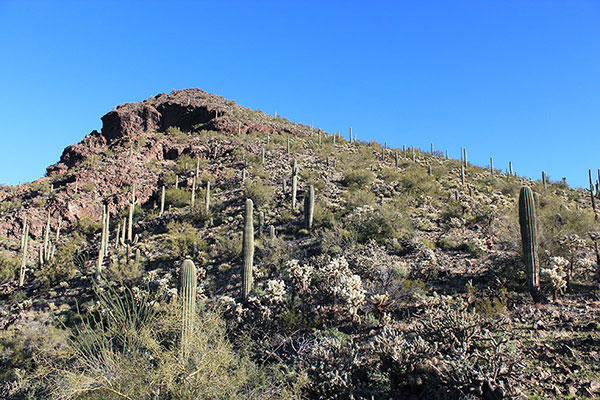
top-left (373, 297), bottom-right (521, 399)
top-left (312, 201), bottom-right (336, 229)
top-left (213, 233), bottom-right (242, 263)
top-left (30, 285), bottom-right (303, 399)
top-left (343, 188), bottom-right (376, 210)
top-left (397, 166), bottom-right (440, 198)
top-left (257, 237), bottom-right (290, 274)
top-left (76, 216), bottom-right (102, 237)
top-left (165, 221), bottom-right (207, 258)
top-left (244, 178), bottom-right (275, 208)
top-left (0, 198), bottom-right (22, 212)
top-left (0, 252), bottom-right (19, 282)
top-left (175, 154), bottom-right (195, 175)
top-left (341, 168), bottom-right (374, 189)
top-left (165, 125), bottom-right (188, 140)
top-left (164, 187), bottom-right (191, 208)
top-left (34, 236), bottom-right (83, 287)
top-left (160, 169), bottom-right (177, 186)
top-left (0, 316), bottom-right (69, 399)
top-left (298, 334), bottom-right (360, 399)
top-left (344, 204), bottom-right (412, 244)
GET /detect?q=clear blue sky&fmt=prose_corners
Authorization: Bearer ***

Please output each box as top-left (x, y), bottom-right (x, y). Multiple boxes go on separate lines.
top-left (1, 1), bottom-right (598, 188)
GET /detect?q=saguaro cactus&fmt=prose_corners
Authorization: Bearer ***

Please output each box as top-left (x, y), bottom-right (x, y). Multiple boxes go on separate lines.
top-left (242, 199), bottom-right (254, 301)
top-left (128, 184), bottom-right (136, 243)
top-left (291, 161), bottom-right (298, 210)
top-left (304, 185), bottom-right (315, 230)
top-left (205, 181), bottom-right (211, 213)
top-left (160, 186), bottom-right (165, 217)
top-left (590, 169), bottom-right (598, 220)
top-left (490, 157), bottom-right (494, 176)
top-left (191, 176), bottom-right (197, 208)
top-left (19, 222), bottom-right (29, 287)
top-left (518, 186), bottom-right (543, 302)
top-left (258, 211), bottom-right (265, 236)
top-left (179, 259), bottom-right (197, 358)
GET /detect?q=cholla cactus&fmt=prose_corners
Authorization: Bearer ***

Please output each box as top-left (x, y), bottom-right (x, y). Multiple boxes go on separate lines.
top-left (543, 257), bottom-right (568, 300)
top-left (556, 233), bottom-right (585, 288)
top-left (332, 275), bottom-right (365, 316)
top-left (264, 279), bottom-right (286, 303)
top-left (285, 259), bottom-right (313, 295)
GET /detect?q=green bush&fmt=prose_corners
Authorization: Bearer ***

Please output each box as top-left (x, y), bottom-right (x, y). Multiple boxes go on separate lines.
top-left (341, 169), bottom-right (374, 189)
top-left (10, 285), bottom-right (303, 399)
top-left (164, 187), bottom-right (191, 208)
top-left (165, 221), bottom-right (207, 258)
top-left (0, 252), bottom-right (18, 282)
top-left (245, 178), bottom-right (275, 208)
top-left (175, 154), bottom-right (195, 175)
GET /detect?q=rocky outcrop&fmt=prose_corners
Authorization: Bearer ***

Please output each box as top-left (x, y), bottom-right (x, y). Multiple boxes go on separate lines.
top-left (2, 88), bottom-right (316, 248)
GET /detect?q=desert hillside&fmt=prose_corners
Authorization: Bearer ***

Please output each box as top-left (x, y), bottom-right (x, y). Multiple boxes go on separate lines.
top-left (0, 89), bottom-right (599, 399)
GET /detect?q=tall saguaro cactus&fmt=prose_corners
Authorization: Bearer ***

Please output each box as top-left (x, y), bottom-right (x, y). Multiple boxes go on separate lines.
top-left (179, 259), bottom-right (197, 358)
top-left (128, 184), bottom-right (136, 243)
top-left (589, 169), bottom-right (598, 220)
top-left (291, 160), bottom-right (298, 210)
top-left (518, 186), bottom-right (543, 302)
top-left (160, 186), bottom-right (165, 217)
top-left (19, 222), bottom-right (29, 287)
top-left (304, 185), bottom-right (315, 230)
top-left (205, 181), bottom-right (211, 213)
top-left (242, 199), bottom-right (254, 301)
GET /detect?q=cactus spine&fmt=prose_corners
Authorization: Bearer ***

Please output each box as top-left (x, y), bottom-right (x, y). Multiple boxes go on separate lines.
top-left (304, 185), bottom-right (315, 230)
top-left (242, 199), bottom-right (254, 301)
top-left (518, 186), bottom-right (543, 302)
top-left (179, 259), bottom-right (197, 358)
